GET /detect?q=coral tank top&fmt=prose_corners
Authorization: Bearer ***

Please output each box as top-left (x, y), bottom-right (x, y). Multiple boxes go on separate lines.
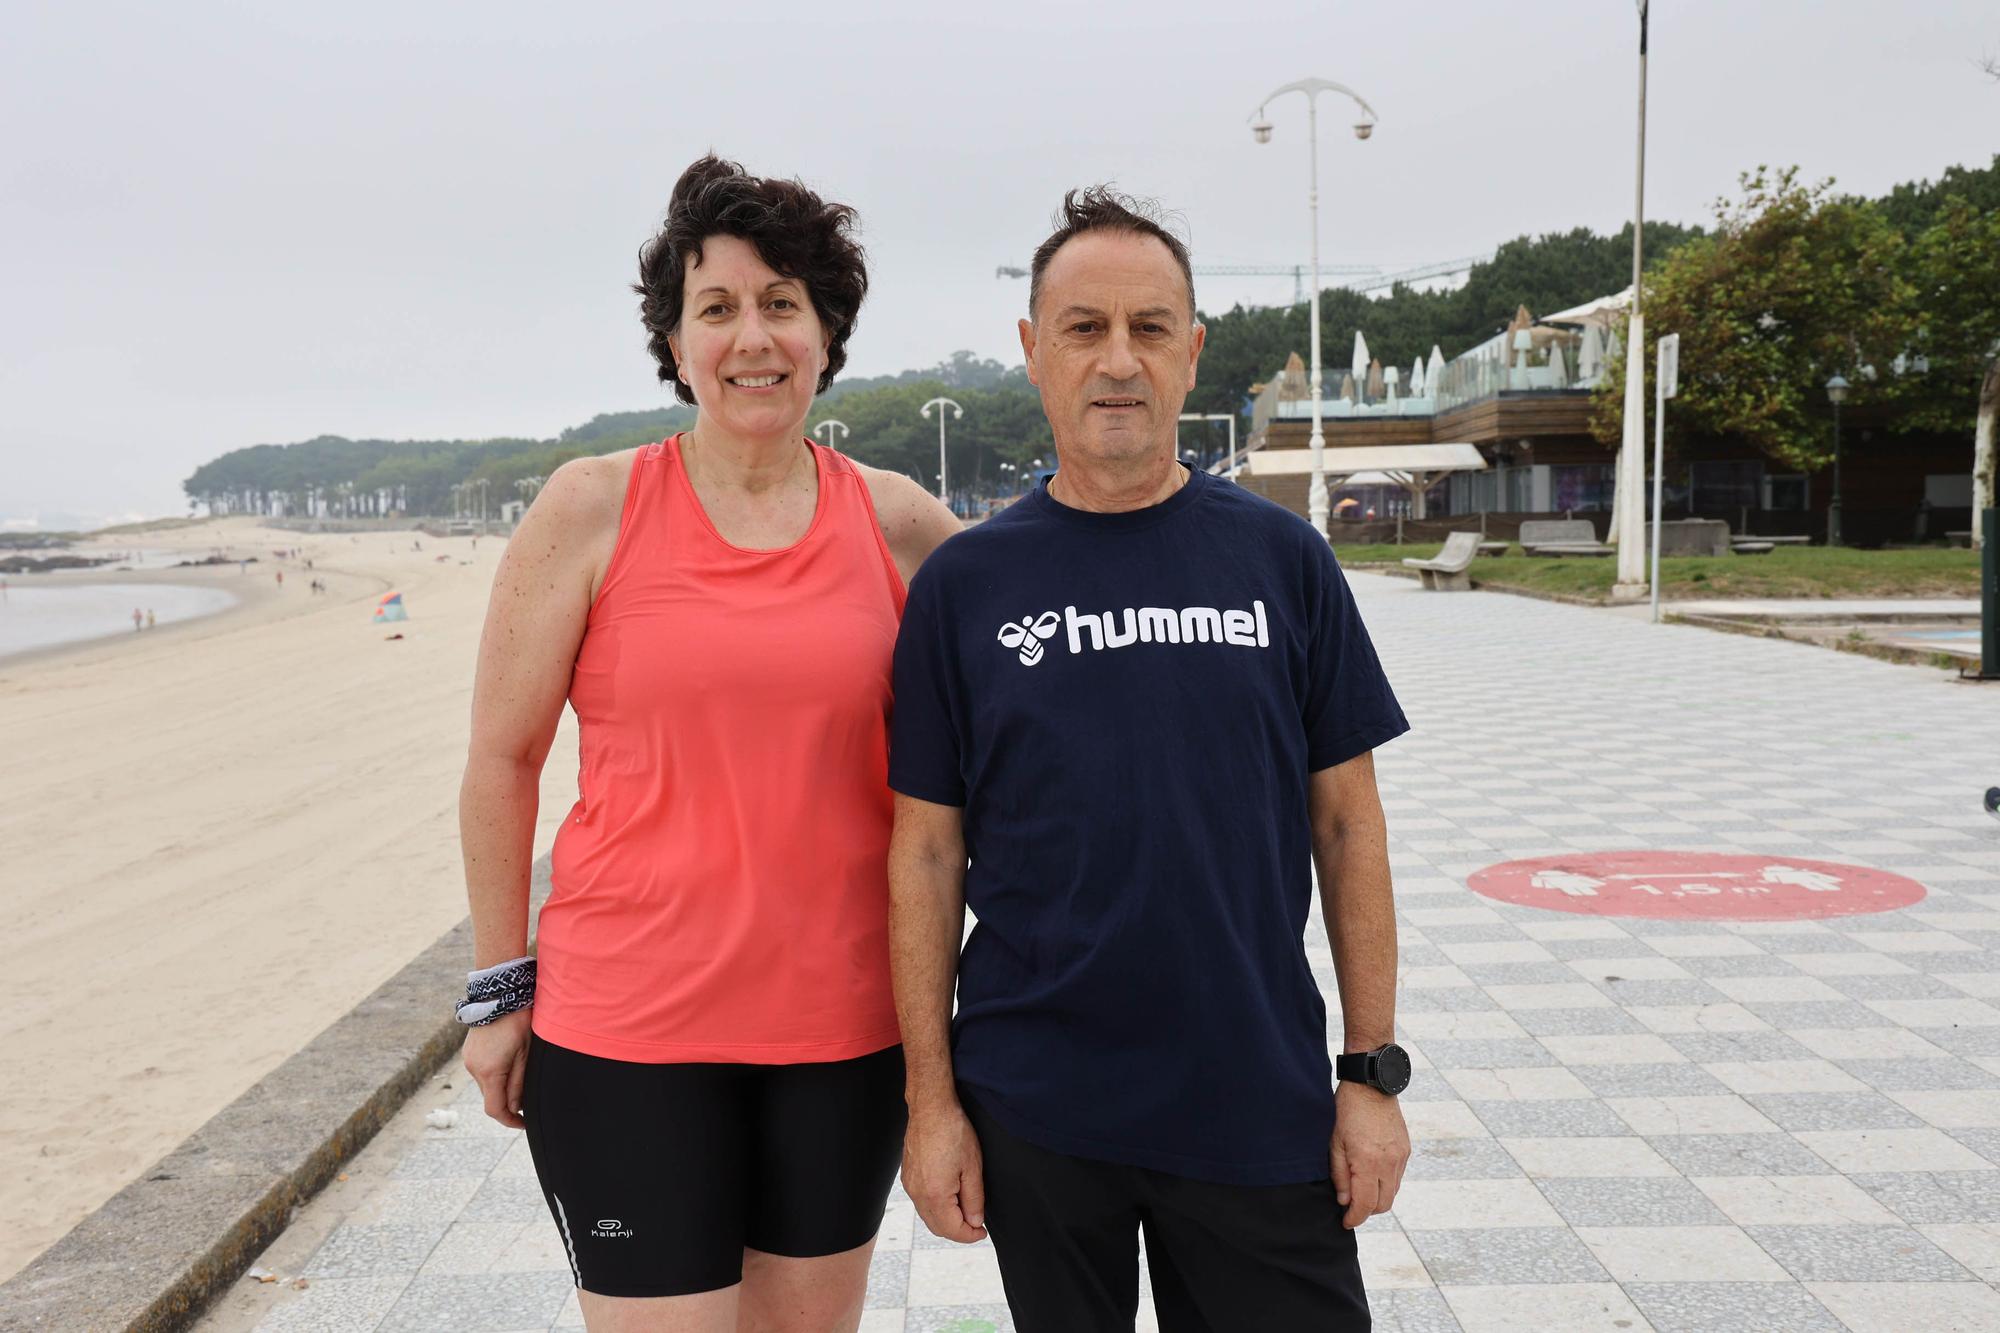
top-left (534, 434), bottom-right (907, 1063)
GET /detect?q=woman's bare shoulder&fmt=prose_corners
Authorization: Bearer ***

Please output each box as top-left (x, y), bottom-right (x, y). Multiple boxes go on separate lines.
top-left (850, 459), bottom-right (964, 577)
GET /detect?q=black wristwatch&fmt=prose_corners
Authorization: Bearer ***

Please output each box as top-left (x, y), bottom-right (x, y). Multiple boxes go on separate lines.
top-left (1336, 1043), bottom-right (1412, 1096)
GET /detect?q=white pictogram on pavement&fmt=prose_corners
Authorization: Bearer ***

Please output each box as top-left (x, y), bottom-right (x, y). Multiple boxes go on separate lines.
top-left (1760, 864), bottom-right (1845, 893)
top-left (1530, 870), bottom-right (1603, 897)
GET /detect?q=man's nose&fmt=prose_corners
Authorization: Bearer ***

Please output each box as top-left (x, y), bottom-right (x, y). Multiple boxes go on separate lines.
top-left (1097, 326), bottom-right (1142, 382)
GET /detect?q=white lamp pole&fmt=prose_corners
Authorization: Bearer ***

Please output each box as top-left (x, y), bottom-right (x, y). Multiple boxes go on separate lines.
top-left (1251, 77), bottom-right (1378, 539)
top-left (921, 397), bottom-right (963, 502)
top-left (812, 418), bottom-right (850, 450)
top-left (1614, 0), bottom-right (1651, 596)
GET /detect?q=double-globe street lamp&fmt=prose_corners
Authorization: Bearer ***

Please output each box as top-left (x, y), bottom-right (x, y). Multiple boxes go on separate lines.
top-left (812, 418), bottom-right (850, 451)
top-left (1250, 77), bottom-right (1378, 539)
top-left (1824, 375), bottom-right (1849, 548)
top-left (921, 397), bottom-right (964, 505)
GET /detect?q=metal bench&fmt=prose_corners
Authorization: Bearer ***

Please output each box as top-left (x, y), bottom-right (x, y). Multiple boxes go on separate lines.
top-left (1402, 530), bottom-right (1480, 591)
top-left (1519, 519), bottom-right (1612, 558)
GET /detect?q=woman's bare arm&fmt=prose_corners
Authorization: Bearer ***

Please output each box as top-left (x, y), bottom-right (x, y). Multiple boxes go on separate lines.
top-left (458, 454), bottom-right (625, 967)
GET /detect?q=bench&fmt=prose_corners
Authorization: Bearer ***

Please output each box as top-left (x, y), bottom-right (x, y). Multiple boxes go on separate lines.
top-left (1519, 519), bottom-right (1612, 558)
top-left (1477, 541), bottom-right (1509, 557)
top-left (1402, 530), bottom-right (1480, 591)
top-left (1731, 541), bottom-right (1775, 555)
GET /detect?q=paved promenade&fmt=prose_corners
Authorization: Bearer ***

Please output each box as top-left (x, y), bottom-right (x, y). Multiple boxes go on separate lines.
top-left (200, 573), bottom-right (2000, 1332)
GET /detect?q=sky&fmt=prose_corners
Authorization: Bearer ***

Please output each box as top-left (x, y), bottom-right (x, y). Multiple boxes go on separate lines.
top-left (3, 0), bottom-right (1995, 527)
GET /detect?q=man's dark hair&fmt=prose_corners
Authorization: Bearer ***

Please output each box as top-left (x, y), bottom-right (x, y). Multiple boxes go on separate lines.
top-left (1028, 186), bottom-right (1196, 322)
top-left (635, 155), bottom-right (868, 406)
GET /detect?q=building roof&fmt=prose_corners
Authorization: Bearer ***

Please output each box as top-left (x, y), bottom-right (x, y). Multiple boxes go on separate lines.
top-left (1242, 443), bottom-right (1488, 478)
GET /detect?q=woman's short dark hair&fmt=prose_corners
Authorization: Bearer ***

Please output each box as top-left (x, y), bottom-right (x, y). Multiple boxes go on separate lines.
top-left (635, 155), bottom-right (867, 406)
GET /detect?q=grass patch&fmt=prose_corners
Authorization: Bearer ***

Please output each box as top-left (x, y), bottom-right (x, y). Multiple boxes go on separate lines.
top-left (1338, 543), bottom-right (1981, 602)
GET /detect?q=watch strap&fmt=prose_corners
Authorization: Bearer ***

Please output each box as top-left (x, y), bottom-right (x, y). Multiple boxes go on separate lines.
top-left (1335, 1051), bottom-right (1373, 1086)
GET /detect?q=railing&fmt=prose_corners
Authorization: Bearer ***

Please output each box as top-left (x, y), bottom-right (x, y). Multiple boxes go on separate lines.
top-left (1249, 327), bottom-right (1616, 432)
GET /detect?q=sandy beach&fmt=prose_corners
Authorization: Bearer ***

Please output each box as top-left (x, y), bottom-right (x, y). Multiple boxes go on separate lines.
top-left (0, 518), bottom-right (580, 1281)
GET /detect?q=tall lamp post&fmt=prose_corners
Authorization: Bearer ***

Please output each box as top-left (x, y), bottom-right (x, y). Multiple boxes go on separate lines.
top-left (1824, 375), bottom-right (1848, 547)
top-left (1250, 77), bottom-right (1378, 539)
top-left (1613, 0), bottom-right (1651, 597)
top-left (921, 397), bottom-right (963, 503)
top-left (812, 418), bottom-right (850, 451)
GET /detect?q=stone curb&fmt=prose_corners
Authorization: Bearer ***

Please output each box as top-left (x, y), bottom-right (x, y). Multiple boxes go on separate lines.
top-left (0, 858), bottom-right (550, 1332)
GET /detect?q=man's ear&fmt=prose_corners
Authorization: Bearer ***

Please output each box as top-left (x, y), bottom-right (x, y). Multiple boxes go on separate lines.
top-left (1186, 321), bottom-right (1206, 391)
top-left (1018, 317), bottom-right (1039, 388)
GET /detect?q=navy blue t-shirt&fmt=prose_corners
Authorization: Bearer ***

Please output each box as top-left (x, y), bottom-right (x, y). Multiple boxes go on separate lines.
top-left (889, 467), bottom-right (1409, 1186)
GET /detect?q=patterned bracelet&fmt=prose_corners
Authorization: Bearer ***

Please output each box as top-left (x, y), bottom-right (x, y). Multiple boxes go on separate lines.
top-left (455, 955), bottom-right (536, 1026)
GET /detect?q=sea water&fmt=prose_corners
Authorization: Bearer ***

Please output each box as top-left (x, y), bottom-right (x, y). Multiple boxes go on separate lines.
top-left (0, 583), bottom-right (240, 659)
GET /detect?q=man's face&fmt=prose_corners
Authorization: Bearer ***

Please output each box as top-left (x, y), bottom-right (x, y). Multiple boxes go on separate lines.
top-left (1019, 231), bottom-right (1204, 469)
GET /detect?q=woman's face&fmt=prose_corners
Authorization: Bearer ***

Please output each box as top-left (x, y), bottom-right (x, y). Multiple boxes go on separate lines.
top-left (669, 234), bottom-right (828, 440)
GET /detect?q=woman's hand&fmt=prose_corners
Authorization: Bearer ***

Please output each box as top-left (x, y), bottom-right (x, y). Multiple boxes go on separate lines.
top-left (463, 1008), bottom-right (533, 1129)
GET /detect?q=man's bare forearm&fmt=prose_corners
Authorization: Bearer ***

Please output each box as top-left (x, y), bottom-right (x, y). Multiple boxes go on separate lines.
top-left (459, 754), bottom-right (543, 968)
top-left (1314, 810), bottom-right (1398, 1054)
top-left (889, 820), bottom-right (968, 1115)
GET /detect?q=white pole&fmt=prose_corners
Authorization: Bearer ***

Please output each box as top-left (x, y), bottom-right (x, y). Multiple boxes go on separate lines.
top-left (1226, 413), bottom-right (1239, 479)
top-left (1305, 92), bottom-right (1328, 538)
top-left (1614, 1), bottom-right (1650, 594)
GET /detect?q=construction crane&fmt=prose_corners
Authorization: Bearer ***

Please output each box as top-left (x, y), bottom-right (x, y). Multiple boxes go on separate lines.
top-left (996, 255), bottom-right (1488, 304)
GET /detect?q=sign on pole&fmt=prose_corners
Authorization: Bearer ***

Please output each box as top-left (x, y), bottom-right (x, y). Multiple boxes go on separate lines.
top-left (1649, 333), bottom-right (1681, 623)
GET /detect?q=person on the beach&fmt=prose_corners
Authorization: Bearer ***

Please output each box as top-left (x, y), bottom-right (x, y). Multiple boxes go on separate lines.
top-left (458, 154), bottom-right (960, 1331)
top-left (145, 609), bottom-right (155, 630)
top-left (889, 188), bottom-right (1412, 1329)
top-left (131, 608), bottom-right (142, 632)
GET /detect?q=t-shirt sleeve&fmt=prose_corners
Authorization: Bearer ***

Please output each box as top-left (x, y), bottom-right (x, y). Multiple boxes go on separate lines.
top-left (1302, 540), bottom-right (1411, 772)
top-left (889, 563), bottom-right (967, 806)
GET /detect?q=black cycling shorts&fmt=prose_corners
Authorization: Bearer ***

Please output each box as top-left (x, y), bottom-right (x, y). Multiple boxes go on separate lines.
top-left (521, 1033), bottom-right (907, 1298)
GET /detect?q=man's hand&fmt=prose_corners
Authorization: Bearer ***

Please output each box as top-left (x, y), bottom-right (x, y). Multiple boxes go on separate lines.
top-left (463, 1009), bottom-right (532, 1129)
top-left (903, 1102), bottom-right (988, 1244)
top-left (1331, 1081), bottom-right (1410, 1229)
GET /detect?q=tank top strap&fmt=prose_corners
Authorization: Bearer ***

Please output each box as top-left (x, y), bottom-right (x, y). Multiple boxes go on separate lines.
top-left (809, 442), bottom-right (907, 608)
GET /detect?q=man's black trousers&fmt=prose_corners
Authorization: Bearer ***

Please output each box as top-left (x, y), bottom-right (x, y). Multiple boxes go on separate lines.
top-left (965, 1094), bottom-right (1372, 1331)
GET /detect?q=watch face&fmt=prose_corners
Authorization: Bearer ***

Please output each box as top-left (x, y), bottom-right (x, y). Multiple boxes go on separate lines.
top-left (1376, 1043), bottom-right (1412, 1095)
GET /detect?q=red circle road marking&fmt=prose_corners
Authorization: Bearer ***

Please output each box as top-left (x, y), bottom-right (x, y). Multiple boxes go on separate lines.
top-left (1466, 851), bottom-right (1927, 921)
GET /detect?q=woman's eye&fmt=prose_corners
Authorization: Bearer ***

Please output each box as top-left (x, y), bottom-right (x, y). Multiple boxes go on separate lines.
top-left (703, 303), bottom-right (729, 318)
top-left (769, 297), bottom-right (795, 311)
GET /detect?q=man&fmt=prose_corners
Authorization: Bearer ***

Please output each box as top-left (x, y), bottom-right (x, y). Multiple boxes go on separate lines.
top-left (888, 187), bottom-right (1412, 1330)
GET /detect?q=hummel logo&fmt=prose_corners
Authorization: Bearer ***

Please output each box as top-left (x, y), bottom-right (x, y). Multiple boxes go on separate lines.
top-left (997, 612), bottom-right (1061, 666)
top-left (998, 602), bottom-right (1271, 666)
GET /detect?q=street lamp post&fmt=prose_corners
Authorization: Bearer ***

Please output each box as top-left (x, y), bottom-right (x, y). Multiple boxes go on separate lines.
top-left (812, 419), bottom-right (850, 451)
top-left (921, 397), bottom-right (964, 504)
top-left (1613, 0), bottom-right (1651, 597)
top-left (1825, 375), bottom-right (1849, 547)
top-left (1250, 77), bottom-right (1378, 539)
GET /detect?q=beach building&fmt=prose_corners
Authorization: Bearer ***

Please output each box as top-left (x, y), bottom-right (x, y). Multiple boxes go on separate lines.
top-left (1228, 295), bottom-right (1974, 546)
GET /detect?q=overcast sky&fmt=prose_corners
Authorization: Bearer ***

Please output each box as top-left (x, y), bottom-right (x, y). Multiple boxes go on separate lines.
top-left (4, 0), bottom-right (1995, 525)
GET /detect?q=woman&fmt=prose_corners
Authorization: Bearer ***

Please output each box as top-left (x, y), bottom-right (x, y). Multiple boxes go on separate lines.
top-left (459, 155), bottom-right (961, 1331)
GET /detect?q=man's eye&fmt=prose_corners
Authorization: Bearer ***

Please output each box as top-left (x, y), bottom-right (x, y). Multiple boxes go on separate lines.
top-left (1138, 324), bottom-right (1166, 335)
top-left (1071, 322), bottom-right (1097, 335)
